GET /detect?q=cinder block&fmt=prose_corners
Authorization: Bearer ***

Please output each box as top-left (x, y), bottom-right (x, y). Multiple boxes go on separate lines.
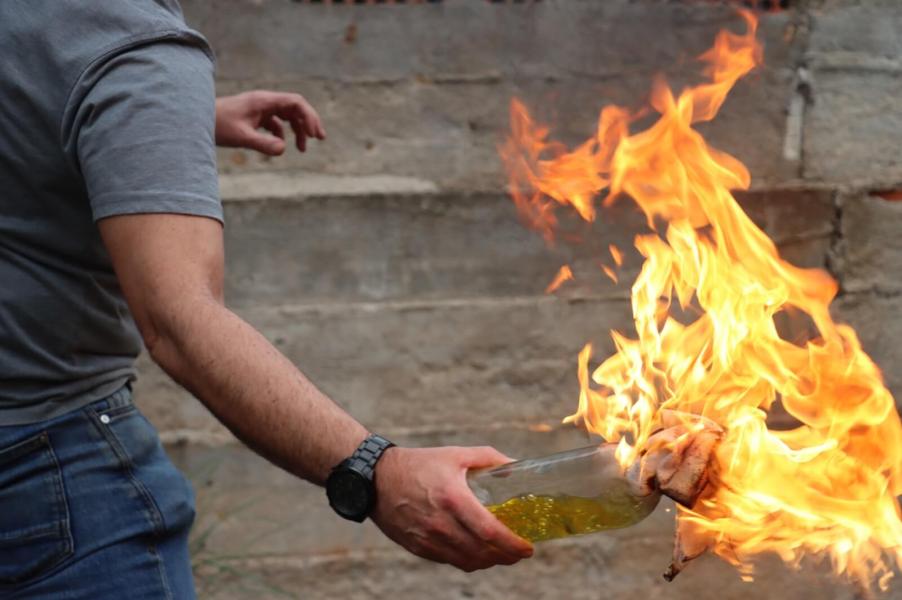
top-left (218, 187), bottom-right (835, 308)
top-left (185, 2), bottom-right (795, 85)
top-left (804, 5), bottom-right (902, 186)
top-left (733, 188), bottom-right (835, 270)
top-left (803, 71), bottom-right (902, 186)
top-left (186, 1), bottom-right (799, 188)
top-left (833, 293), bottom-right (902, 403)
top-left (809, 5), bottom-right (902, 60)
top-left (221, 188), bottom-right (639, 309)
top-left (835, 193), bottom-right (902, 295)
top-left (213, 74), bottom-right (798, 192)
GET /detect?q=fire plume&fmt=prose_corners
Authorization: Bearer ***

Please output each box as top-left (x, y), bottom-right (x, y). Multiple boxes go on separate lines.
top-left (501, 10), bottom-right (902, 590)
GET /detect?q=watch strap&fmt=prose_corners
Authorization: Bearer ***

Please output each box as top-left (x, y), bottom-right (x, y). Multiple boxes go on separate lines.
top-left (326, 434), bottom-right (396, 523)
top-left (347, 434), bottom-right (395, 480)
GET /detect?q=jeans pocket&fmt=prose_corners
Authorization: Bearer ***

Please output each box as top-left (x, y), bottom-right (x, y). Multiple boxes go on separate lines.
top-left (92, 404), bottom-right (196, 538)
top-left (0, 432), bottom-right (74, 585)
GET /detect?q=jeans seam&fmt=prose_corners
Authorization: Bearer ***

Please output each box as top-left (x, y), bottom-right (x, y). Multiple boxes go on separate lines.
top-left (42, 433), bottom-right (73, 561)
top-left (87, 411), bottom-right (177, 598)
top-left (87, 409), bottom-right (167, 536)
top-left (147, 543), bottom-right (174, 600)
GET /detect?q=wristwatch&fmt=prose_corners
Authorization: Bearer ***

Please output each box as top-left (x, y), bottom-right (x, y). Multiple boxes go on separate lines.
top-left (326, 434), bottom-right (395, 522)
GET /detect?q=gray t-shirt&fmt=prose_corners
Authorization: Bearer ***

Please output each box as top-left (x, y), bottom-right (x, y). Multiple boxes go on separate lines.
top-left (0, 0), bottom-right (222, 424)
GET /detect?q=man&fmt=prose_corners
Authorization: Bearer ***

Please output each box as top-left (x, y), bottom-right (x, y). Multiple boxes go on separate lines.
top-left (0, 2), bottom-right (532, 597)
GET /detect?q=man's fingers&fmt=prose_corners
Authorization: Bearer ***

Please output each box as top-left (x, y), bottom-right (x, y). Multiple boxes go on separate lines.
top-left (436, 514), bottom-right (524, 569)
top-left (285, 93), bottom-right (324, 139)
top-left (274, 108), bottom-right (308, 152)
top-left (451, 445), bottom-right (533, 558)
top-left (261, 115), bottom-right (285, 140)
top-left (242, 127), bottom-right (286, 156)
top-left (425, 520), bottom-right (517, 571)
top-left (402, 531), bottom-right (486, 572)
top-left (404, 515), bottom-right (527, 572)
top-left (270, 94), bottom-right (325, 142)
top-left (251, 91), bottom-right (325, 152)
top-left (458, 446), bottom-right (515, 470)
top-left (288, 114), bottom-right (310, 152)
top-left (454, 494), bottom-right (534, 560)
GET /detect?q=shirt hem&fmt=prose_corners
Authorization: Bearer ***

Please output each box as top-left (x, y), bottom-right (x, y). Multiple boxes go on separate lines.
top-left (0, 375), bottom-right (134, 426)
top-left (91, 192), bottom-right (224, 224)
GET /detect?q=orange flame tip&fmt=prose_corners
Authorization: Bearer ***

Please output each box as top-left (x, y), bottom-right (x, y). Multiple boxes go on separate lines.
top-left (545, 265), bottom-right (574, 294)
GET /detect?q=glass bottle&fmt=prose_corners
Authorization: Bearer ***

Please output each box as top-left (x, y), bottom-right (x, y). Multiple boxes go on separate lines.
top-left (467, 444), bottom-right (661, 543)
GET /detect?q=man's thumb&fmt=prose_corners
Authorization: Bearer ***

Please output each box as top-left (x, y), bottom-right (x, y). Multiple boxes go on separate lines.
top-left (461, 446), bottom-right (514, 469)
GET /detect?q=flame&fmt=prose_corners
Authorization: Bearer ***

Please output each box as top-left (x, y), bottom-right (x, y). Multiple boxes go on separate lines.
top-left (546, 265), bottom-right (574, 294)
top-left (603, 244), bottom-right (624, 283)
top-left (501, 10), bottom-right (902, 590)
top-left (609, 244), bottom-right (624, 267)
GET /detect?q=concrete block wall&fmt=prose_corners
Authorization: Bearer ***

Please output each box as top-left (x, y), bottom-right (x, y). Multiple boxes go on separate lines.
top-left (134, 1), bottom-right (902, 597)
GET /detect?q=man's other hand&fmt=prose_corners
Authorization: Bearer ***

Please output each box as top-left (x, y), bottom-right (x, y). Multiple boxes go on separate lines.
top-left (371, 446), bottom-right (534, 572)
top-left (215, 90), bottom-right (326, 155)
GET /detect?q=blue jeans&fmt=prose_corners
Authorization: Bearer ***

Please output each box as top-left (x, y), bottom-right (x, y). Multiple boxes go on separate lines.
top-left (0, 387), bottom-right (197, 599)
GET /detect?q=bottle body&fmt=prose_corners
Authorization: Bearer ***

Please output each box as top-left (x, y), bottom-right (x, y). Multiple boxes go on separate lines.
top-left (467, 444), bottom-right (660, 543)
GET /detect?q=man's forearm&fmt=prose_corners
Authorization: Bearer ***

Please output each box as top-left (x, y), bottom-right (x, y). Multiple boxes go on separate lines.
top-left (147, 297), bottom-right (368, 485)
top-left (97, 178), bottom-right (531, 574)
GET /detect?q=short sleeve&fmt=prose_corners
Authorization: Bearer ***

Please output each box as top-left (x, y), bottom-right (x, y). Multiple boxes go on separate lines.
top-left (68, 41), bottom-right (222, 223)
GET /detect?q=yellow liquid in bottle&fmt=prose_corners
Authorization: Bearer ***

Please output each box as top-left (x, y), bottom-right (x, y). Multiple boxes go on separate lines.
top-left (487, 493), bottom-right (648, 543)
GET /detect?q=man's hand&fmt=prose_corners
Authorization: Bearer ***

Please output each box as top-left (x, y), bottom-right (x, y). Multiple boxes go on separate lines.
top-left (215, 90), bottom-right (326, 155)
top-left (371, 446), bottom-right (534, 572)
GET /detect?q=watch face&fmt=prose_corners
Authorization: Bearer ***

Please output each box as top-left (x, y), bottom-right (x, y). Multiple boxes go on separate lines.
top-left (327, 469), bottom-right (373, 521)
